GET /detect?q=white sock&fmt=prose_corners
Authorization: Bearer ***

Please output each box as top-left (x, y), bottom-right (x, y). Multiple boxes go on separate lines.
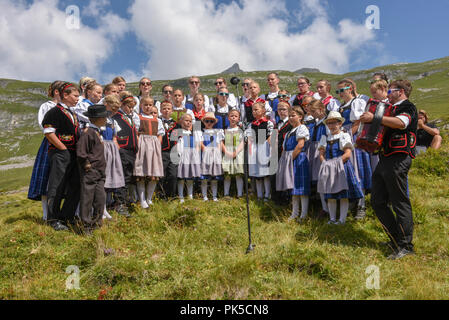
top-left (328, 199), bottom-right (337, 221)
top-left (292, 195), bottom-right (300, 218)
top-left (300, 196), bottom-right (309, 219)
top-left (186, 180), bottom-right (194, 199)
top-left (41, 195), bottom-right (48, 221)
top-left (256, 179), bottom-right (263, 199)
top-left (146, 180), bottom-right (157, 203)
top-left (201, 180), bottom-right (208, 199)
top-left (340, 199), bottom-right (349, 224)
top-left (264, 177), bottom-right (271, 199)
top-left (178, 180), bottom-right (185, 199)
top-left (211, 180), bottom-right (218, 200)
top-left (224, 177), bottom-right (231, 196)
top-left (103, 204), bottom-right (112, 219)
top-left (236, 176), bottom-right (244, 197)
top-left (320, 193), bottom-right (329, 212)
top-left (136, 180), bottom-right (148, 208)
top-left (358, 190), bottom-right (366, 208)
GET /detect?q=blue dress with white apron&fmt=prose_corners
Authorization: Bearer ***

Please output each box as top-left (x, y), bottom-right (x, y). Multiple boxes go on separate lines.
top-left (276, 126), bottom-right (310, 196)
top-left (323, 137), bottom-right (363, 200)
top-left (340, 100), bottom-right (372, 191)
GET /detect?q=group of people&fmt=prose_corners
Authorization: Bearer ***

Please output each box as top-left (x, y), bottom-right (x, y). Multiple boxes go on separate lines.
top-left (27, 72), bottom-right (442, 259)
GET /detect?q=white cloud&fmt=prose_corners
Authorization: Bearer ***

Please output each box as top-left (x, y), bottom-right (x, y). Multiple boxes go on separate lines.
top-left (0, 0), bottom-right (128, 82)
top-left (129, 0), bottom-right (377, 80)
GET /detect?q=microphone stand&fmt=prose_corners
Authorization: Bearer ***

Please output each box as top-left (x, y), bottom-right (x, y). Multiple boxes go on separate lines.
top-left (231, 77), bottom-right (255, 254)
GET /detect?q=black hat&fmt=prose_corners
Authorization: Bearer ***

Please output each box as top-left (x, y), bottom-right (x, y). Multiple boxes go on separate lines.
top-left (83, 104), bottom-right (110, 118)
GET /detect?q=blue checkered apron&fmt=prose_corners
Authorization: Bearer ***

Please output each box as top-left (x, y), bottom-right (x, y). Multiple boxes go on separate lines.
top-left (27, 138), bottom-right (50, 201)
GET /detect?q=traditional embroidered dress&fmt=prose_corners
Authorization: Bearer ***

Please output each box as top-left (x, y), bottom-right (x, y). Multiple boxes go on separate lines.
top-left (134, 115), bottom-right (165, 178)
top-left (276, 125), bottom-right (311, 196)
top-left (102, 118), bottom-right (125, 189)
top-left (318, 132), bottom-right (363, 200)
top-left (177, 129), bottom-right (202, 179)
top-left (340, 98), bottom-right (372, 191)
top-left (201, 128), bottom-right (224, 179)
top-left (222, 127), bottom-right (244, 176)
top-left (246, 117), bottom-right (274, 178)
top-left (307, 118), bottom-right (327, 183)
top-left (213, 105), bottom-right (231, 130)
top-left (28, 101), bottom-right (56, 201)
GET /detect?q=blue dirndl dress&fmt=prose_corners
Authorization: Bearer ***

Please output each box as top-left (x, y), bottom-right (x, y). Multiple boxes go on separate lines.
top-left (340, 105), bottom-right (372, 191)
top-left (324, 139), bottom-right (363, 200)
top-left (276, 128), bottom-right (310, 196)
top-left (28, 138), bottom-right (50, 201)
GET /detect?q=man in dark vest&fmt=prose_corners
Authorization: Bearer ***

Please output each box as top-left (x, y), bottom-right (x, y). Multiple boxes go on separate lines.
top-left (360, 80), bottom-right (418, 260)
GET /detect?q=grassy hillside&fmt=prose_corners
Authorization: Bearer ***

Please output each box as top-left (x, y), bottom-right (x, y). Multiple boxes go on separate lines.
top-left (0, 57), bottom-right (448, 300)
top-left (0, 135), bottom-right (448, 300)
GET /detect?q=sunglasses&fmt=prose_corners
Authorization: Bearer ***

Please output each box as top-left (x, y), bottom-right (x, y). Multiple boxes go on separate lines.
top-left (163, 91), bottom-right (173, 95)
top-left (336, 86), bottom-right (351, 94)
top-left (298, 82), bottom-right (308, 86)
top-left (215, 81), bottom-right (224, 86)
top-left (278, 94), bottom-right (290, 99)
top-left (387, 88), bottom-right (400, 95)
top-left (190, 81), bottom-right (200, 85)
top-left (242, 83), bottom-right (250, 87)
top-left (204, 120), bottom-right (215, 124)
top-left (140, 82), bottom-right (152, 86)
top-left (218, 92), bottom-right (229, 97)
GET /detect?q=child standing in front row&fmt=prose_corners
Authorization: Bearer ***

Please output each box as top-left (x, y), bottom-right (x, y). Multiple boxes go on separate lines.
top-left (77, 105), bottom-right (108, 234)
top-left (308, 100), bottom-right (329, 216)
top-left (177, 114), bottom-right (202, 203)
top-left (318, 111), bottom-right (363, 225)
top-left (102, 95), bottom-right (125, 219)
top-left (276, 107), bottom-right (311, 221)
top-left (200, 113), bottom-right (224, 202)
top-left (222, 109), bottom-right (245, 198)
top-left (246, 102), bottom-right (274, 201)
top-left (134, 97), bottom-right (165, 209)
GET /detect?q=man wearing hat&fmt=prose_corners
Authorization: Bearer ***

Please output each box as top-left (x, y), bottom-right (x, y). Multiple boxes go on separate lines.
top-left (76, 105), bottom-right (109, 235)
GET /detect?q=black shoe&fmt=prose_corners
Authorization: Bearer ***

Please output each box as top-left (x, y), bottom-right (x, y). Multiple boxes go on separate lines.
top-left (50, 221), bottom-right (69, 231)
top-left (387, 248), bottom-right (415, 260)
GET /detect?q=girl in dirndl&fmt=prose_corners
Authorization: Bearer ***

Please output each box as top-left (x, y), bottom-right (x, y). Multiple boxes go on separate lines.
top-left (307, 100), bottom-right (330, 215)
top-left (102, 95), bottom-right (126, 218)
top-left (222, 109), bottom-right (245, 198)
top-left (200, 113), bottom-right (224, 202)
top-left (177, 114), bottom-right (202, 203)
top-left (246, 102), bottom-right (274, 201)
top-left (276, 106), bottom-right (311, 221)
top-left (318, 111), bottom-right (363, 225)
top-left (28, 81), bottom-right (63, 221)
top-left (337, 80), bottom-right (372, 220)
top-left (134, 97), bottom-right (165, 209)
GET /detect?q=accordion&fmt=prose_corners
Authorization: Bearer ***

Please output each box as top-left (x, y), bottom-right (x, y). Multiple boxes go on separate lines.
top-left (356, 100), bottom-right (392, 153)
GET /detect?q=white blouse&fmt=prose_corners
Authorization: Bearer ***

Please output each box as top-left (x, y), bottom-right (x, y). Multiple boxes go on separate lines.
top-left (38, 101), bottom-right (57, 130)
top-left (319, 131), bottom-right (353, 151)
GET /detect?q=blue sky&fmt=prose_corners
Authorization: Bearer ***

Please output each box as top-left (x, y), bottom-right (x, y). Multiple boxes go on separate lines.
top-left (2, 0), bottom-right (448, 82)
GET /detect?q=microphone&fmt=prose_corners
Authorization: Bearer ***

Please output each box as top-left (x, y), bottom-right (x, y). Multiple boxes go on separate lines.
top-left (230, 77), bottom-right (241, 86)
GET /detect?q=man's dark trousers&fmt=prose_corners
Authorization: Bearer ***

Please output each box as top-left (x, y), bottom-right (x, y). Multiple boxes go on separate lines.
top-left (371, 153), bottom-right (414, 251)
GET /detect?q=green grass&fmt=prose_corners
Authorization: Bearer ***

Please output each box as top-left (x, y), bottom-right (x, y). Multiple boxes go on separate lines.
top-left (0, 58), bottom-right (449, 300)
top-left (0, 134), bottom-right (448, 300)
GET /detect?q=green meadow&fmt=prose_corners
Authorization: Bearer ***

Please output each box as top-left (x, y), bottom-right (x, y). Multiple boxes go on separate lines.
top-left (0, 57), bottom-right (448, 300)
